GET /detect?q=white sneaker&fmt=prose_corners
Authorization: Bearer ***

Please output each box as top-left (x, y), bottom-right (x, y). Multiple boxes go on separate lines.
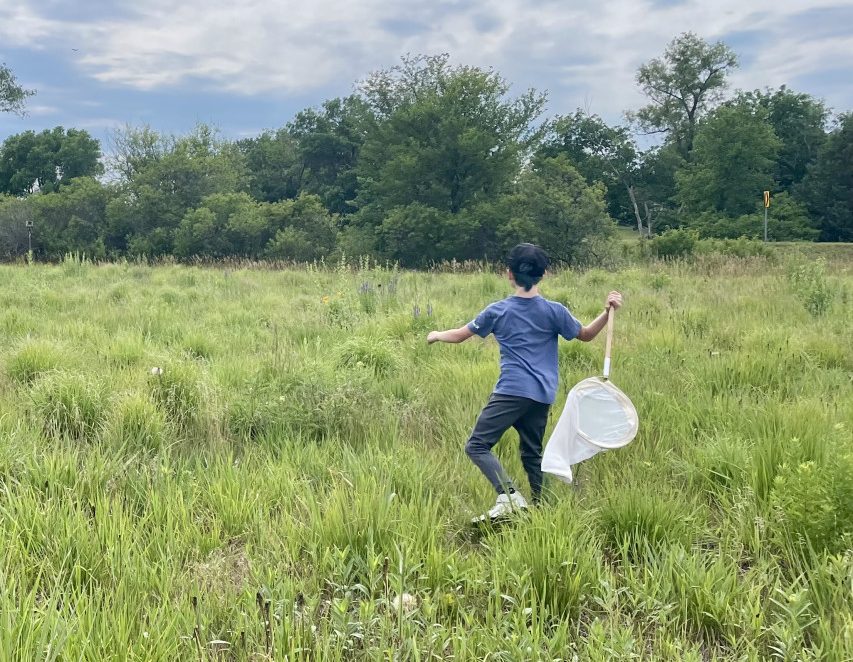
top-left (472, 492), bottom-right (529, 524)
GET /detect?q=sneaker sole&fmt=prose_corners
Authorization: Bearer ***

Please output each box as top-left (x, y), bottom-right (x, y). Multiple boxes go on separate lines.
top-left (470, 508), bottom-right (530, 526)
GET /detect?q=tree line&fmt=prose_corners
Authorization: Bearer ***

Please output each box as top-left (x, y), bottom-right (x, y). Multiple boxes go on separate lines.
top-left (0, 33), bottom-right (851, 267)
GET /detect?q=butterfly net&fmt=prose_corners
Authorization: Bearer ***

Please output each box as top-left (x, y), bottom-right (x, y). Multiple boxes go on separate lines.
top-left (541, 377), bottom-right (638, 484)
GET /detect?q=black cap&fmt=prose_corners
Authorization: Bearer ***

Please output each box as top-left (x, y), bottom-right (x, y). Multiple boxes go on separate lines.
top-left (507, 243), bottom-right (549, 278)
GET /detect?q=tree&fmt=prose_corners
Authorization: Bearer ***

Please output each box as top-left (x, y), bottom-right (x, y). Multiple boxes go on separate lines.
top-left (798, 114), bottom-right (853, 241)
top-left (734, 87), bottom-right (828, 191)
top-left (632, 33), bottom-right (738, 158)
top-left (375, 203), bottom-right (475, 266)
top-left (634, 144), bottom-right (684, 234)
top-left (354, 54), bottom-right (546, 262)
top-left (105, 124), bottom-right (247, 255)
top-left (107, 124), bottom-right (171, 182)
top-left (538, 111), bottom-right (645, 234)
top-left (0, 63), bottom-right (34, 116)
top-left (676, 103), bottom-right (780, 218)
top-left (0, 127), bottom-right (103, 195)
top-left (289, 96), bottom-right (372, 214)
top-left (174, 192), bottom-right (259, 258)
top-left (237, 129), bottom-right (303, 203)
top-left (264, 193), bottom-right (339, 261)
top-left (0, 195), bottom-right (34, 260)
top-left (514, 155), bottom-right (616, 266)
top-left (28, 177), bottom-right (111, 259)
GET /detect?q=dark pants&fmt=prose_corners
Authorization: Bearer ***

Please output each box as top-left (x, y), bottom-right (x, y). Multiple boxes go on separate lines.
top-left (465, 393), bottom-right (550, 500)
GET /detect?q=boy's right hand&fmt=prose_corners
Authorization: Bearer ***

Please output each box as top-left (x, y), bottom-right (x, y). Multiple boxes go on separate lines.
top-left (427, 331), bottom-right (440, 344)
top-left (606, 291), bottom-right (623, 310)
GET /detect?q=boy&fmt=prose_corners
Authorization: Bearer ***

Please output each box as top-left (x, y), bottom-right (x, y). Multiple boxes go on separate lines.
top-left (427, 243), bottom-right (622, 522)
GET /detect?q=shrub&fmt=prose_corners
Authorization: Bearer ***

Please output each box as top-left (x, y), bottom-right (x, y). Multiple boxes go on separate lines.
top-left (699, 237), bottom-right (774, 259)
top-left (649, 229), bottom-right (697, 260)
top-left (30, 372), bottom-right (106, 440)
top-left (770, 454), bottom-right (853, 556)
top-left (649, 271), bottom-right (671, 291)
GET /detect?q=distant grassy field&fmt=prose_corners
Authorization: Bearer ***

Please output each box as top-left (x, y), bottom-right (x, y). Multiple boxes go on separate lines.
top-left (0, 248), bottom-right (850, 660)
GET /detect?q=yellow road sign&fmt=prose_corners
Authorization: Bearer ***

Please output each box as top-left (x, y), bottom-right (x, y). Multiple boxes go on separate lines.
top-left (764, 191), bottom-right (770, 208)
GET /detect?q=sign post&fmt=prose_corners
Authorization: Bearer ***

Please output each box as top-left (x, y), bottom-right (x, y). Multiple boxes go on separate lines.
top-left (25, 219), bottom-right (33, 254)
top-left (763, 191), bottom-right (770, 242)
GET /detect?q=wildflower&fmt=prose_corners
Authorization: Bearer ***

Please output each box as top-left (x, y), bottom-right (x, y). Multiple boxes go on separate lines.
top-left (322, 295), bottom-right (330, 305)
top-left (392, 593), bottom-right (418, 615)
top-left (150, 367), bottom-right (163, 376)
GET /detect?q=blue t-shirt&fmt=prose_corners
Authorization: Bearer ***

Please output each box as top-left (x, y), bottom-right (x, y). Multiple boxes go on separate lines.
top-left (467, 295), bottom-right (582, 404)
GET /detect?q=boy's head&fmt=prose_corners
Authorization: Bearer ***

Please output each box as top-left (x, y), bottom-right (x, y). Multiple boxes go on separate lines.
top-left (507, 243), bottom-right (549, 291)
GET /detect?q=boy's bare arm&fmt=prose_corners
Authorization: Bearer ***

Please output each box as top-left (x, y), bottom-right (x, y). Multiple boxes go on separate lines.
top-left (427, 326), bottom-right (475, 344)
top-left (577, 291), bottom-right (623, 342)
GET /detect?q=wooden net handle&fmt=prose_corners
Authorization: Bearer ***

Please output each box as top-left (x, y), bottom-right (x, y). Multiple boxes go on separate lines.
top-left (603, 306), bottom-right (614, 379)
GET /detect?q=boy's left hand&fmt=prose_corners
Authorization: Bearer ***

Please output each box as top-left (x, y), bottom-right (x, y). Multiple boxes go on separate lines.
top-left (606, 291), bottom-right (623, 310)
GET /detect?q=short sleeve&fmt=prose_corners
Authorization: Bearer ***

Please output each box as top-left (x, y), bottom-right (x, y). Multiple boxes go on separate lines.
top-left (555, 303), bottom-right (582, 341)
top-left (467, 305), bottom-right (498, 337)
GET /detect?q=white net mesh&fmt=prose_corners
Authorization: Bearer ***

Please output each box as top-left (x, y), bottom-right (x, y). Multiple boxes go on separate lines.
top-left (541, 377), bottom-right (638, 483)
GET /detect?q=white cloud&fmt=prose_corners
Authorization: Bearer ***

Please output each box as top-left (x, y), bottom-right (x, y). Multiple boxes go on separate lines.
top-left (1, 0), bottom-right (851, 120)
top-left (27, 104), bottom-right (59, 116)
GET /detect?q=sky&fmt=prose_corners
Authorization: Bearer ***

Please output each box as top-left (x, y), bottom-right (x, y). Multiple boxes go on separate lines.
top-left (1, 0), bottom-right (852, 147)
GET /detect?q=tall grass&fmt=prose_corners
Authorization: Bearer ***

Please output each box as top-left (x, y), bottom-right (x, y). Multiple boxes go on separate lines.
top-left (0, 248), bottom-right (850, 659)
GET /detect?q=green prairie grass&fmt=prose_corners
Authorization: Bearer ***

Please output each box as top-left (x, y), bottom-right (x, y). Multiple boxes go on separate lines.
top-left (0, 249), bottom-right (850, 660)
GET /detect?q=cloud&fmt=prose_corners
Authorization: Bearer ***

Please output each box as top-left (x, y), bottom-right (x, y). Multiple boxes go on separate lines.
top-left (27, 104), bottom-right (59, 116)
top-left (1, 0), bottom-right (851, 122)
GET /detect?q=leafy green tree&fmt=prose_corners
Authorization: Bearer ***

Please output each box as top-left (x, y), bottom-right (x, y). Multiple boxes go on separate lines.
top-left (289, 96), bottom-right (372, 214)
top-left (514, 155), bottom-right (615, 266)
top-left (375, 203), bottom-right (475, 266)
top-left (354, 54), bottom-right (546, 261)
top-left (264, 193), bottom-right (339, 262)
top-left (0, 195), bottom-right (34, 259)
top-left (237, 129), bottom-right (303, 203)
top-left (107, 124), bottom-right (171, 182)
top-left (734, 87), bottom-right (828, 191)
top-left (538, 111), bottom-right (645, 233)
top-left (634, 144), bottom-right (684, 234)
top-left (106, 125), bottom-right (247, 255)
top-left (631, 33), bottom-right (738, 158)
top-left (677, 103), bottom-right (780, 217)
top-left (0, 127), bottom-right (103, 195)
top-left (0, 63), bottom-right (34, 115)
top-left (29, 177), bottom-right (110, 258)
top-left (798, 113), bottom-right (853, 242)
top-left (174, 192), bottom-right (261, 258)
